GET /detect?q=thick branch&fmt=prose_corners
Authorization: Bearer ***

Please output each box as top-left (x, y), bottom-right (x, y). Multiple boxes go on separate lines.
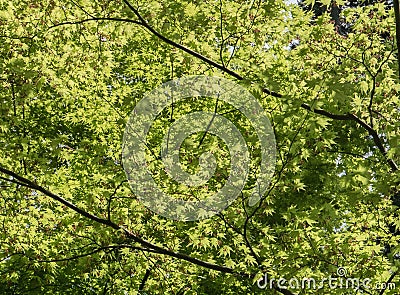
top-left (0, 166), bottom-right (299, 294)
top-left (301, 104), bottom-right (398, 172)
top-left (138, 268), bottom-right (151, 292)
top-left (121, 0), bottom-right (282, 98)
top-left (379, 270), bottom-right (397, 295)
top-left (0, 165), bottom-right (245, 276)
top-left (301, 103), bottom-right (353, 120)
top-left (349, 113), bottom-right (398, 172)
top-left (44, 3), bottom-right (397, 173)
top-left (117, 1), bottom-right (397, 172)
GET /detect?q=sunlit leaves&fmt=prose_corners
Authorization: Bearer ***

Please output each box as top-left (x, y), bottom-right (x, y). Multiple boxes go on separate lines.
top-left (0, 0), bottom-right (399, 294)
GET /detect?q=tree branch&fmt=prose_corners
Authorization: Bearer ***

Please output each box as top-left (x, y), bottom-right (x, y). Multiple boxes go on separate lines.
top-left (348, 113), bottom-right (398, 172)
top-left (0, 166), bottom-right (299, 294)
top-left (301, 104), bottom-right (398, 172)
top-left (121, 0), bottom-right (282, 98)
top-left (48, 1), bottom-right (397, 174)
top-left (300, 103), bottom-right (353, 121)
top-left (379, 270), bottom-right (397, 295)
top-left (138, 268), bottom-right (151, 292)
top-left (0, 165), bottom-right (248, 276)
top-left (115, 0), bottom-right (397, 172)
top-left (40, 1), bottom-right (400, 173)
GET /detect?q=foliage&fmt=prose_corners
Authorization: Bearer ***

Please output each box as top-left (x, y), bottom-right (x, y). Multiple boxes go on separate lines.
top-left (0, 0), bottom-right (399, 294)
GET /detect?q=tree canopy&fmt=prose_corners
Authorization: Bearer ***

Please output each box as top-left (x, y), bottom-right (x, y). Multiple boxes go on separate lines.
top-left (0, 0), bottom-right (399, 294)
